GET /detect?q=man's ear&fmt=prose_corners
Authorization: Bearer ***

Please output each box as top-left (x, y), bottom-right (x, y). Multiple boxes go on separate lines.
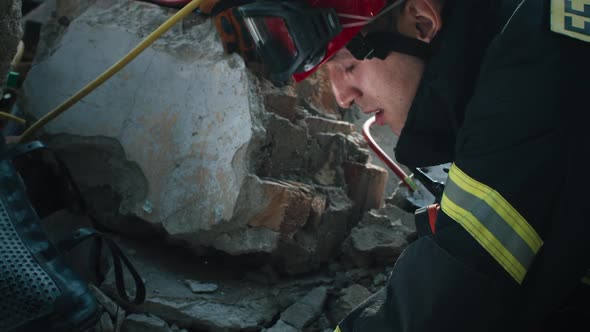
top-left (396, 0), bottom-right (443, 43)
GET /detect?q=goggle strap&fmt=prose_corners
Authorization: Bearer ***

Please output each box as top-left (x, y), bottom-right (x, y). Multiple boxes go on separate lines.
top-left (342, 22), bottom-right (371, 28)
top-left (347, 31), bottom-right (433, 61)
top-left (338, 13), bottom-right (372, 21)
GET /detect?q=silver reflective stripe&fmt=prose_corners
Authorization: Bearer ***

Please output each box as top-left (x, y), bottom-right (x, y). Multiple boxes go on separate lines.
top-left (441, 164), bottom-right (543, 284)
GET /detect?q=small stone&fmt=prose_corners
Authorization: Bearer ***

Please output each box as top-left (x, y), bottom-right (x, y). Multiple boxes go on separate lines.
top-left (121, 314), bottom-right (169, 332)
top-left (114, 306), bottom-right (126, 332)
top-left (183, 280), bottom-right (218, 293)
top-left (264, 320), bottom-right (299, 332)
top-left (142, 200), bottom-right (153, 214)
top-left (373, 273), bottom-right (388, 286)
top-left (281, 286), bottom-right (328, 329)
top-left (88, 285), bottom-right (120, 318)
top-left (98, 312), bottom-right (114, 332)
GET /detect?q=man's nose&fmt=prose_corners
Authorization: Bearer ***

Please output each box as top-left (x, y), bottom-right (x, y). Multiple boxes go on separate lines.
top-left (327, 67), bottom-right (361, 109)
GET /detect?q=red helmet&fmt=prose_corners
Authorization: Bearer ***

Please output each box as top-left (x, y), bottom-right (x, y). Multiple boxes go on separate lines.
top-left (234, 0), bottom-right (396, 84)
top-left (293, 0), bottom-right (387, 82)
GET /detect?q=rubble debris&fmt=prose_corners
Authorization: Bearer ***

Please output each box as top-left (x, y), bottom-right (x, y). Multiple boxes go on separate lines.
top-left (280, 286), bottom-right (328, 329)
top-left (13, 1), bottom-right (428, 331)
top-left (183, 280), bottom-right (219, 293)
top-left (89, 285), bottom-right (123, 319)
top-left (263, 320), bottom-right (299, 332)
top-left (342, 205), bottom-right (417, 268)
top-left (328, 284), bottom-right (372, 324)
top-left (97, 312), bottom-right (115, 332)
top-left (121, 313), bottom-right (171, 332)
top-left (21, 0), bottom-right (387, 275)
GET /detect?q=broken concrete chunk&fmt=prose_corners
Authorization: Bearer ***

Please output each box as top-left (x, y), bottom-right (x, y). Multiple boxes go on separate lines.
top-left (342, 206), bottom-right (416, 268)
top-left (169, 324), bottom-right (188, 332)
top-left (304, 116), bottom-right (355, 135)
top-left (22, 0), bottom-right (252, 237)
top-left (89, 284), bottom-right (122, 319)
top-left (263, 320), bottom-right (299, 332)
top-left (183, 280), bottom-right (218, 293)
top-left (280, 286), bottom-right (328, 329)
top-left (96, 312), bottom-right (115, 332)
top-left (115, 305), bottom-right (126, 332)
top-left (344, 161), bottom-right (388, 217)
top-left (259, 115), bottom-right (309, 177)
top-left (244, 178), bottom-right (314, 236)
top-left (293, 65), bottom-right (338, 118)
top-left (309, 133), bottom-right (367, 187)
top-left (206, 226), bottom-right (280, 256)
top-left (121, 314), bottom-right (171, 332)
top-left (273, 188), bottom-right (353, 275)
top-left (329, 284), bottom-right (372, 324)
top-left (373, 273), bottom-right (389, 287)
top-left (100, 236), bottom-right (328, 332)
top-left (21, 0), bottom-right (387, 276)
top-left (264, 94), bottom-right (300, 123)
top-left (315, 314), bottom-right (334, 332)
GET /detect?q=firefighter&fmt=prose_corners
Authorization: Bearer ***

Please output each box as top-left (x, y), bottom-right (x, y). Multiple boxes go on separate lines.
top-left (230, 0), bottom-right (590, 330)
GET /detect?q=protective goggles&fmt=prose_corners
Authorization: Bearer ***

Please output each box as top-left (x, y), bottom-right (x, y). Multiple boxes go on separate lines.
top-left (234, 1), bottom-right (342, 84)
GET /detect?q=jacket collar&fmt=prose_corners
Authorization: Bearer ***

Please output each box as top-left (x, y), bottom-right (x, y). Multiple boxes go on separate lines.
top-left (394, 0), bottom-right (501, 167)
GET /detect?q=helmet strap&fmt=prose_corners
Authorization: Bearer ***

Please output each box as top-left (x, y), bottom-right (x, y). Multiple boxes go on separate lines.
top-left (347, 31), bottom-right (433, 61)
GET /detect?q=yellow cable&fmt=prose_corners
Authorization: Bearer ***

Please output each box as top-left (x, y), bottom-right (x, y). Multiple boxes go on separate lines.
top-left (11, 41), bottom-right (25, 68)
top-left (0, 111), bottom-right (26, 125)
top-left (18, 0), bottom-right (204, 143)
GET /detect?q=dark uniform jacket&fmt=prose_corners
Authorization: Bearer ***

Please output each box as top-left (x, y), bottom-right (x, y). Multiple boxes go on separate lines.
top-left (337, 0), bottom-right (590, 331)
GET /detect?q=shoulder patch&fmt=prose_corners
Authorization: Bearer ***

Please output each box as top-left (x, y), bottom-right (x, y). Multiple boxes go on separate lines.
top-left (551, 0), bottom-right (590, 42)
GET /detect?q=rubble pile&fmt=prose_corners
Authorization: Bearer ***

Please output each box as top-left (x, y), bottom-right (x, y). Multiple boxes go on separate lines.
top-left (14, 0), bottom-right (425, 331)
top-left (22, 0), bottom-right (393, 276)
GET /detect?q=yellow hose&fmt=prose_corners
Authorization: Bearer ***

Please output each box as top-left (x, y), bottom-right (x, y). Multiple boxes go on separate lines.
top-left (18, 0), bottom-right (204, 143)
top-left (11, 41), bottom-right (25, 68)
top-left (0, 111), bottom-right (26, 125)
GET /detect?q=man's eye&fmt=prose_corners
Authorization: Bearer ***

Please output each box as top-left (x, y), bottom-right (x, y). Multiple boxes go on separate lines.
top-left (345, 64), bottom-right (356, 73)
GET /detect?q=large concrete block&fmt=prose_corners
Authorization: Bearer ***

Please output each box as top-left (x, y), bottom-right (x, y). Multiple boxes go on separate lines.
top-left (22, 1), bottom-right (254, 234)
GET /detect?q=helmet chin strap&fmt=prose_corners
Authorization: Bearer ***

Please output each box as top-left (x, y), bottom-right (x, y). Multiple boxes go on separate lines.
top-left (346, 31), bottom-right (433, 61)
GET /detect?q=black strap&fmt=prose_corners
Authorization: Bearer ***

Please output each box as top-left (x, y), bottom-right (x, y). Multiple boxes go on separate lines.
top-left (57, 228), bottom-right (146, 306)
top-left (11, 141), bottom-right (88, 217)
top-left (5, 139), bottom-right (146, 305)
top-left (347, 32), bottom-right (433, 61)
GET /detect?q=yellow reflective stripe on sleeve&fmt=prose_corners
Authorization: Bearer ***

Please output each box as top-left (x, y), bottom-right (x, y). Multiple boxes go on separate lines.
top-left (441, 195), bottom-right (527, 283)
top-left (450, 166), bottom-right (543, 252)
top-left (334, 326), bottom-right (342, 332)
top-left (441, 164), bottom-right (543, 284)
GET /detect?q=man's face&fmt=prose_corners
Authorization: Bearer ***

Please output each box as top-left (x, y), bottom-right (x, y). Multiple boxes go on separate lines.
top-left (325, 47), bottom-right (426, 136)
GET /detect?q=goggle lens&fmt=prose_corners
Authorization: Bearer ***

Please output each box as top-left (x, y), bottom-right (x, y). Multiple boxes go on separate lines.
top-left (243, 16), bottom-right (298, 63)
